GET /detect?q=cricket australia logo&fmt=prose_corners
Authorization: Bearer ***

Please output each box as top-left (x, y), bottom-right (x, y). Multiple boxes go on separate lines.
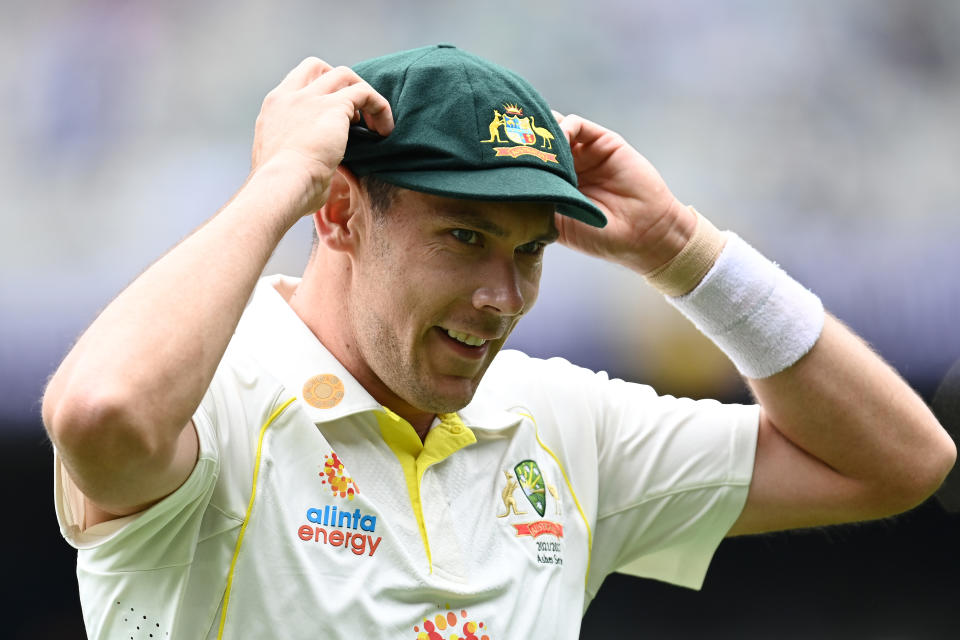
top-left (496, 458), bottom-right (565, 567)
top-left (482, 103), bottom-right (558, 164)
top-left (514, 459), bottom-right (546, 516)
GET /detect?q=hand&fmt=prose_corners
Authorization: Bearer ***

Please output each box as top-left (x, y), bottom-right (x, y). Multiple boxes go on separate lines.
top-left (250, 57), bottom-right (394, 218)
top-left (553, 112), bottom-right (694, 274)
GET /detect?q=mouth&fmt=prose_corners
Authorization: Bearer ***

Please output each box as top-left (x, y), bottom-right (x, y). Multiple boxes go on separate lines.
top-left (434, 326), bottom-right (497, 360)
top-left (444, 328), bottom-right (487, 347)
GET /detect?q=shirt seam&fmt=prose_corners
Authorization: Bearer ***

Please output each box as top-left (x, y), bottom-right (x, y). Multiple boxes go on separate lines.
top-left (596, 478), bottom-right (751, 521)
top-left (204, 502), bottom-right (244, 524)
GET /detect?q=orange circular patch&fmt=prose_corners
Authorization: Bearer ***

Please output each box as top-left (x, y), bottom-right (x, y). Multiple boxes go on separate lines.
top-left (302, 374), bottom-right (345, 409)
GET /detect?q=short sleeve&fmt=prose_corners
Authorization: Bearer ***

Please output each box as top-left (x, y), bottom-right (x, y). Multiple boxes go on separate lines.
top-left (50, 344), bottom-right (289, 637)
top-left (53, 402), bottom-right (220, 560)
top-left (480, 351), bottom-right (759, 596)
top-left (588, 376), bottom-right (759, 592)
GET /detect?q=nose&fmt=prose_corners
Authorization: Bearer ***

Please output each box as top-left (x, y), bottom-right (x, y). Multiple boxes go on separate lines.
top-left (471, 259), bottom-right (527, 317)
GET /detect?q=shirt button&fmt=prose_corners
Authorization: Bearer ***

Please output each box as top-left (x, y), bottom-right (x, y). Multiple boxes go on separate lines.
top-left (450, 425), bottom-right (463, 434)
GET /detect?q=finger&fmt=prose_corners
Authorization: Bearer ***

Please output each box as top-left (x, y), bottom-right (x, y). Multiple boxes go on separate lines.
top-left (299, 67), bottom-right (394, 135)
top-left (551, 109), bottom-right (565, 124)
top-left (276, 56), bottom-right (334, 92)
top-left (301, 65), bottom-right (368, 96)
top-left (556, 112), bottom-right (579, 145)
top-left (558, 113), bottom-right (607, 147)
top-left (338, 83), bottom-right (395, 135)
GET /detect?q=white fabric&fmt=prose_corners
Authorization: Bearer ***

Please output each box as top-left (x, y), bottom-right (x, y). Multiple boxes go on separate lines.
top-left (55, 275), bottom-right (759, 639)
top-left (668, 233), bottom-right (825, 379)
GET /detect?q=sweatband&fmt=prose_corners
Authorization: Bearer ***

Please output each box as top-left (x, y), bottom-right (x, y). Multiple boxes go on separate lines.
top-left (644, 207), bottom-right (726, 297)
top-left (666, 232), bottom-right (825, 379)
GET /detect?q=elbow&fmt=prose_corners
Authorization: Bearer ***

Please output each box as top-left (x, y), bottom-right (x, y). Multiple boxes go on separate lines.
top-left (877, 425), bottom-right (957, 516)
top-left (919, 427), bottom-right (957, 497)
top-left (43, 383), bottom-right (159, 464)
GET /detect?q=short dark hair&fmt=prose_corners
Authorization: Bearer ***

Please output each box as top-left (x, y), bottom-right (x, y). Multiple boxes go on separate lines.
top-left (360, 174), bottom-right (396, 219)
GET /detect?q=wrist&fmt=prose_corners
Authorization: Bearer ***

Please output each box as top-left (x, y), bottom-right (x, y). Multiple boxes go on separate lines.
top-left (644, 206), bottom-right (726, 297)
top-left (245, 157), bottom-right (326, 226)
top-left (626, 199), bottom-right (698, 274)
top-left (667, 233), bottom-right (825, 379)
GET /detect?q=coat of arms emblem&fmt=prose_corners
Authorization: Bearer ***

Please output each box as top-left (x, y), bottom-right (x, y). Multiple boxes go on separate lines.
top-left (502, 104), bottom-right (537, 146)
top-left (481, 102), bottom-right (559, 163)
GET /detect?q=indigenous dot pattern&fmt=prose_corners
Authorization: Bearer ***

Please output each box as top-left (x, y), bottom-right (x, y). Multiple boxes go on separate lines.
top-left (413, 608), bottom-right (490, 640)
top-left (114, 601), bottom-right (169, 639)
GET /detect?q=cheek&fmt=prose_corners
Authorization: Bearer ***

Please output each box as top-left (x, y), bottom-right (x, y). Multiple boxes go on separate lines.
top-left (361, 270), bottom-right (434, 335)
top-left (520, 267), bottom-right (543, 311)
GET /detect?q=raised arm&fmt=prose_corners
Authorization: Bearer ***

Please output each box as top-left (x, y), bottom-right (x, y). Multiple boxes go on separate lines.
top-left (42, 58), bottom-right (393, 520)
top-left (552, 112), bottom-right (955, 535)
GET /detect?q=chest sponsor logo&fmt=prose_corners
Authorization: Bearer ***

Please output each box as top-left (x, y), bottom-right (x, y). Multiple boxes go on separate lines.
top-left (297, 505), bottom-right (382, 557)
top-left (319, 451), bottom-right (360, 500)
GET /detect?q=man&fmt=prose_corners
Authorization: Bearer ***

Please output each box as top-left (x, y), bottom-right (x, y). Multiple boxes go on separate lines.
top-left (44, 45), bottom-right (954, 638)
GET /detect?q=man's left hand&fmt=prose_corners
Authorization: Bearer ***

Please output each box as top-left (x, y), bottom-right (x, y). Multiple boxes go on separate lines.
top-left (553, 112), bottom-right (695, 274)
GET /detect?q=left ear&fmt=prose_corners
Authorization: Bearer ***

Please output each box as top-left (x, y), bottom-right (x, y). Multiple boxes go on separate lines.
top-left (313, 166), bottom-right (365, 253)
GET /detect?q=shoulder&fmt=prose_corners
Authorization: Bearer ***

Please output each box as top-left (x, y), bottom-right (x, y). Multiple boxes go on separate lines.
top-left (200, 343), bottom-right (286, 422)
top-left (481, 349), bottom-right (656, 412)
top-left (474, 349), bottom-right (618, 451)
top-left (485, 349), bottom-right (608, 388)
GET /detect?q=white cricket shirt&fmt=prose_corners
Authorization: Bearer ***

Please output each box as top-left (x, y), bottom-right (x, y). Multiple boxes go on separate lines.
top-left (55, 275), bottom-right (759, 639)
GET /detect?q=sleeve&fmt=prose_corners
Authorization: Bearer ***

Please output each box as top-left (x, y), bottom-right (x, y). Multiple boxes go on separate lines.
top-left (50, 349), bottom-right (285, 637)
top-left (50, 385), bottom-right (224, 638)
top-left (587, 374), bottom-right (759, 593)
top-left (53, 395), bottom-right (221, 563)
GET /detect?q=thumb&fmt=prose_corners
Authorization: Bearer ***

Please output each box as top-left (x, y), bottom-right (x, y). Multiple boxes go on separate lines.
top-left (551, 110), bottom-right (574, 145)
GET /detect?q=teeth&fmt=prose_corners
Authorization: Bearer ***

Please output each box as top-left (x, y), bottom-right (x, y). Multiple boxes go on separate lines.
top-left (446, 329), bottom-right (486, 347)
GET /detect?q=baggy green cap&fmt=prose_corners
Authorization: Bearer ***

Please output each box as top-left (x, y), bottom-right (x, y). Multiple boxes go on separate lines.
top-left (343, 44), bottom-right (606, 227)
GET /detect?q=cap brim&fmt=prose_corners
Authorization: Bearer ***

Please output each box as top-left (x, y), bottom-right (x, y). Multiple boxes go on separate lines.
top-left (370, 166), bottom-right (607, 228)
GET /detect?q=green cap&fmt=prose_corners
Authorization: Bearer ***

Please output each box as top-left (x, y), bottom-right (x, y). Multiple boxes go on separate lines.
top-left (343, 44), bottom-right (606, 227)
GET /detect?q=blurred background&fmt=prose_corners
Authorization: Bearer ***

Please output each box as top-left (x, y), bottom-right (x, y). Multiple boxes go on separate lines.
top-left (2, 0), bottom-right (959, 637)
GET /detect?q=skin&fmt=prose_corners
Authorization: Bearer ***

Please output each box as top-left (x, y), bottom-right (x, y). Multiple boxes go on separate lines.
top-left (43, 57), bottom-right (954, 537)
top-left (291, 183), bottom-right (558, 437)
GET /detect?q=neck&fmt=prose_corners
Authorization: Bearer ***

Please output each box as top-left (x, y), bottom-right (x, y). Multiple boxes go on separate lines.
top-left (290, 258), bottom-right (436, 442)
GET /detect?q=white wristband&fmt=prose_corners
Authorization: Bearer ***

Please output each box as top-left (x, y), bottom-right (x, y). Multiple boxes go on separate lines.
top-left (667, 232), bottom-right (825, 379)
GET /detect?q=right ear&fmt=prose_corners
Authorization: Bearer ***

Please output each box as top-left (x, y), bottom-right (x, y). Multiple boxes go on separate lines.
top-left (313, 166), bottom-right (363, 253)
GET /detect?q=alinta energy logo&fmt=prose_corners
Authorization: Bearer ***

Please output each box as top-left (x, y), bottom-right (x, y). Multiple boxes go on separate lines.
top-left (320, 451), bottom-right (359, 500)
top-left (297, 504), bottom-right (382, 557)
top-left (413, 608), bottom-right (490, 640)
top-left (299, 450), bottom-right (381, 556)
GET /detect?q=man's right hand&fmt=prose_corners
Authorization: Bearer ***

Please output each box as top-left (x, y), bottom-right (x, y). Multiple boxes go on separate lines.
top-left (42, 57), bottom-right (394, 525)
top-left (250, 58), bottom-right (393, 219)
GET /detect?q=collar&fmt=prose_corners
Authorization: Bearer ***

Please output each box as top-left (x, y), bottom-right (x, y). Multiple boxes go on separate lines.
top-left (233, 275), bottom-right (382, 424)
top-left (457, 398), bottom-right (524, 433)
top-left (234, 275), bottom-right (524, 432)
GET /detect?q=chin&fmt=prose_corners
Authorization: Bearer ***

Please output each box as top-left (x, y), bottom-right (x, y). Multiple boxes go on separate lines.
top-left (410, 377), bottom-right (480, 414)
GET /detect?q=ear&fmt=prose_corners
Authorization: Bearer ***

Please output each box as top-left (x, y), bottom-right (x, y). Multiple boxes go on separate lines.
top-left (313, 166), bottom-right (364, 252)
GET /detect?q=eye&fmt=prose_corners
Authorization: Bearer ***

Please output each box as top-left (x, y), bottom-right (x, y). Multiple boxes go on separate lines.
top-left (516, 241), bottom-right (546, 256)
top-left (450, 229), bottom-right (481, 245)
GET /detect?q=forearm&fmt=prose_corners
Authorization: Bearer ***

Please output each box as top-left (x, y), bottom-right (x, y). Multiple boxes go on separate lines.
top-left (641, 207), bottom-right (953, 527)
top-left (554, 112), bottom-right (954, 530)
top-left (659, 216), bottom-right (954, 526)
top-left (43, 161), bottom-right (304, 456)
top-left (749, 314), bottom-right (955, 510)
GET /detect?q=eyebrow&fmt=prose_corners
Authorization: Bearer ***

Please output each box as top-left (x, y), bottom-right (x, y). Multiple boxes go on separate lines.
top-left (437, 210), bottom-right (560, 244)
